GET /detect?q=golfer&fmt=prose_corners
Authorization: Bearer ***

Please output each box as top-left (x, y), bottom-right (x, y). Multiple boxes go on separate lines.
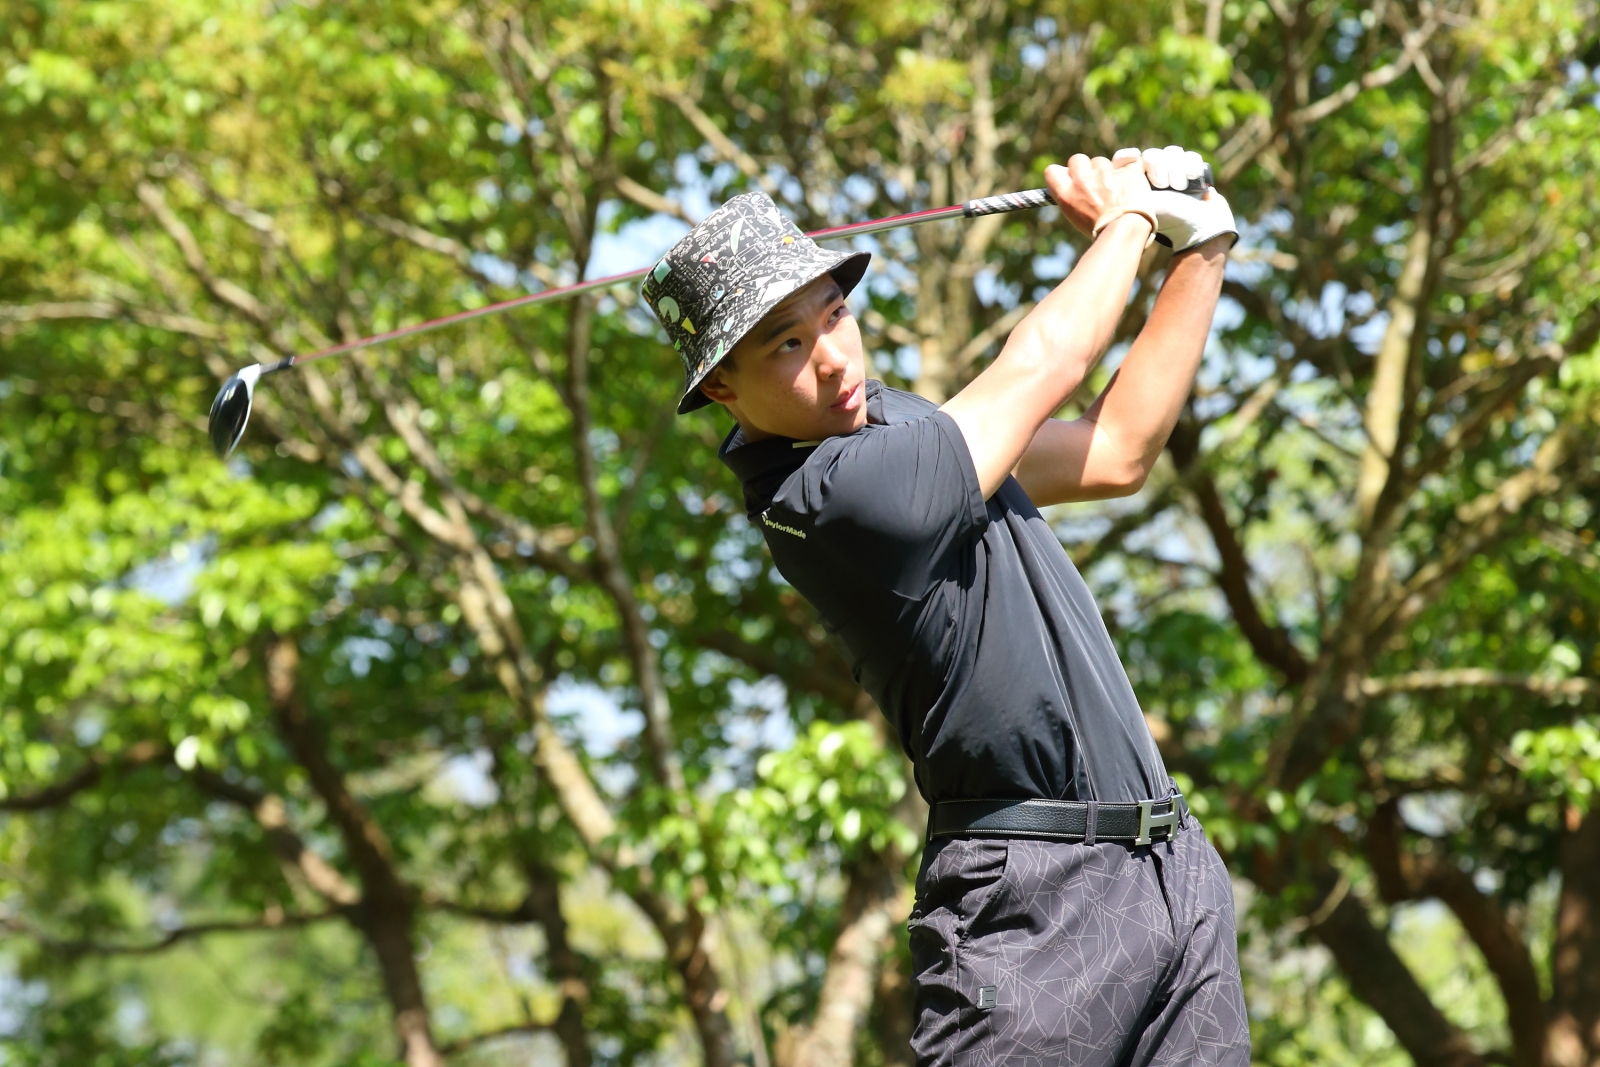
top-left (642, 147), bottom-right (1247, 1066)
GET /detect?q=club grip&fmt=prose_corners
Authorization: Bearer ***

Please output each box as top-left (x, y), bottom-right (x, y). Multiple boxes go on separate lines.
top-left (963, 164), bottom-right (1214, 218)
top-left (962, 187), bottom-right (1055, 217)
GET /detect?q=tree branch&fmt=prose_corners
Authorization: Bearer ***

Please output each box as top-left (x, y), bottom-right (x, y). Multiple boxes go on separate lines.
top-left (136, 181), bottom-right (275, 328)
top-left (1366, 802), bottom-right (1544, 1067)
top-left (1361, 670), bottom-right (1600, 700)
top-left (1371, 423), bottom-right (1581, 645)
top-left (353, 364), bottom-right (592, 584)
top-left (516, 851), bottom-right (594, 1067)
top-left (558, 287), bottom-right (737, 1067)
top-left (0, 909), bottom-right (340, 958)
top-left (1288, 16), bottom-right (1433, 127)
top-left (1168, 419), bottom-right (1311, 683)
top-left (439, 1022), bottom-right (553, 1057)
top-left (1310, 883), bottom-right (1489, 1067)
top-left (0, 300), bottom-right (222, 339)
top-left (695, 629), bottom-right (864, 710)
top-left (659, 88), bottom-right (778, 195)
top-left (0, 741), bottom-right (167, 811)
top-left (563, 295), bottom-right (686, 795)
top-left (615, 175), bottom-right (692, 222)
top-left (1407, 354), bottom-right (1561, 488)
top-left (189, 770), bottom-right (363, 906)
top-left (954, 300), bottom-right (1034, 369)
top-left (358, 210), bottom-right (472, 265)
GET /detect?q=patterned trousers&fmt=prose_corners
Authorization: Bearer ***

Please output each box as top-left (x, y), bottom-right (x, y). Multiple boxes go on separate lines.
top-left (908, 817), bottom-right (1249, 1066)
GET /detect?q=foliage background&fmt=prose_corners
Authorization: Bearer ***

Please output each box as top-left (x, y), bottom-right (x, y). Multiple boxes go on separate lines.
top-left (2, 1), bottom-right (1599, 1066)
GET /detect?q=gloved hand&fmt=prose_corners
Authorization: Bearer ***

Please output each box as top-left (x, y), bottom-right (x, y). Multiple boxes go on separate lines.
top-left (1109, 145), bottom-right (1238, 252)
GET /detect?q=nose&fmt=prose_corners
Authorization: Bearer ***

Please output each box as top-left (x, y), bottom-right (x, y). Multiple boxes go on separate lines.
top-left (814, 331), bottom-right (850, 379)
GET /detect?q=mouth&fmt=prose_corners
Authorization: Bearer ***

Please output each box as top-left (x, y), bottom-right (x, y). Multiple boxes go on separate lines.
top-left (829, 380), bottom-right (863, 413)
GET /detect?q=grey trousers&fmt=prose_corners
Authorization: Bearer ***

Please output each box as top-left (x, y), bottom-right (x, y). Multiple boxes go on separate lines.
top-left (908, 818), bottom-right (1249, 1066)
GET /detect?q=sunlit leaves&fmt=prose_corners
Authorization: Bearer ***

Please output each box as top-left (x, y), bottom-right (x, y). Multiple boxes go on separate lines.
top-left (744, 720), bottom-right (916, 856)
top-left (881, 51), bottom-right (972, 108)
top-left (1513, 720), bottom-right (1600, 812)
top-left (1086, 30), bottom-right (1267, 144)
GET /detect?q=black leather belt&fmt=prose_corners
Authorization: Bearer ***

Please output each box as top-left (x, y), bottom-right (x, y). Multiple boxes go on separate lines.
top-left (928, 794), bottom-right (1189, 846)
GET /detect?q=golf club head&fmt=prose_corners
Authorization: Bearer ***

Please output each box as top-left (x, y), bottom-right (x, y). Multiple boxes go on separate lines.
top-left (208, 364), bottom-right (260, 458)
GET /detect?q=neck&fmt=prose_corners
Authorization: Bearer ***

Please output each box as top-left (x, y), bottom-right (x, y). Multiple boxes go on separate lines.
top-left (736, 419), bottom-right (777, 443)
top-left (722, 402), bottom-right (778, 443)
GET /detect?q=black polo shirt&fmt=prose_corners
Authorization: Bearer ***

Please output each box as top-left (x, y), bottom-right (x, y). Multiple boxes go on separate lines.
top-left (719, 381), bottom-right (1169, 804)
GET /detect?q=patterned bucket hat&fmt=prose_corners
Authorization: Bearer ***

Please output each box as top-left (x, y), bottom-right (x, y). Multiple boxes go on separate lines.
top-left (641, 192), bottom-right (870, 414)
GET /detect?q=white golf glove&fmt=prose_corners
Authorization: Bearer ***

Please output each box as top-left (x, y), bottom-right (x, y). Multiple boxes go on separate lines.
top-left (1109, 145), bottom-right (1238, 252)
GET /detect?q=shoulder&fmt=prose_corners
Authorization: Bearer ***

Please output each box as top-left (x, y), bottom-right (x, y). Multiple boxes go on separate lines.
top-left (769, 410), bottom-right (984, 542)
top-left (875, 383), bottom-right (940, 423)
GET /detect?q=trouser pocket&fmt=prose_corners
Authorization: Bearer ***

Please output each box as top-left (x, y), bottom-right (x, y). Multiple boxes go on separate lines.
top-left (908, 839), bottom-right (1010, 1067)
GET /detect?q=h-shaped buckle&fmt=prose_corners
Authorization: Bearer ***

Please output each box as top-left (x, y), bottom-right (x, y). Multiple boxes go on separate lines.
top-left (1135, 794), bottom-right (1183, 846)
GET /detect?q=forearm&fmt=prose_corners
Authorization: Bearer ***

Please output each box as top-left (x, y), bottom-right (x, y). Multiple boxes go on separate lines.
top-left (1080, 238), bottom-right (1228, 481)
top-left (1011, 237), bottom-right (1227, 504)
top-left (941, 215), bottom-right (1151, 497)
top-left (1004, 216), bottom-right (1149, 396)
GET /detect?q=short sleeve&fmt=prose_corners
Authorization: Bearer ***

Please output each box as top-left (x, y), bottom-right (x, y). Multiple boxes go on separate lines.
top-left (768, 411), bottom-right (987, 597)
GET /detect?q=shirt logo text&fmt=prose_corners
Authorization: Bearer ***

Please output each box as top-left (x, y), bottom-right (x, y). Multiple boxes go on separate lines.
top-left (761, 511), bottom-right (807, 540)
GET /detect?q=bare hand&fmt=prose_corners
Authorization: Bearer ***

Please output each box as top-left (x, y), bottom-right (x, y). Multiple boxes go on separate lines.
top-left (1044, 153), bottom-right (1151, 236)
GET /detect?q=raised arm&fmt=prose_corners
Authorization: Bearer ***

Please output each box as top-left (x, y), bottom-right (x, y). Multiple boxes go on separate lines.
top-left (1013, 230), bottom-right (1231, 505)
top-left (939, 154), bottom-right (1155, 499)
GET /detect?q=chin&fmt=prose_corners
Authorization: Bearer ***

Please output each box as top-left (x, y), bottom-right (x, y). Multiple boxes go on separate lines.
top-left (753, 391), bottom-right (864, 441)
top-left (811, 405), bottom-right (864, 439)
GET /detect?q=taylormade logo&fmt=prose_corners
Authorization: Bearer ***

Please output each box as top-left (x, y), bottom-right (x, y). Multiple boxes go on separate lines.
top-left (761, 511), bottom-right (806, 540)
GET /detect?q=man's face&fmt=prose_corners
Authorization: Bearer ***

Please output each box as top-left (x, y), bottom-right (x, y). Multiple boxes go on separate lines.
top-left (698, 275), bottom-right (868, 441)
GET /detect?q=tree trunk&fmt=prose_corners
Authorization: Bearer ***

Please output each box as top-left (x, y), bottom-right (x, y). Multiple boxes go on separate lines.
top-left (779, 858), bottom-right (907, 1067)
top-left (452, 565), bottom-right (741, 1067)
top-left (364, 919), bottom-right (445, 1067)
top-left (1548, 805), bottom-right (1600, 1067)
top-left (523, 856), bottom-right (594, 1067)
top-left (1312, 888), bottom-right (1486, 1067)
top-left (1367, 801), bottom-right (1546, 1067)
top-left (266, 638), bottom-right (443, 1067)
top-left (1355, 210), bottom-right (1433, 524)
top-left (668, 901), bottom-right (741, 1067)
top-left (870, 937), bottom-right (916, 1067)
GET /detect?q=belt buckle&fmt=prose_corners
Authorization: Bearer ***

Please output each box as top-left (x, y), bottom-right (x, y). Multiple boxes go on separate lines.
top-left (1135, 795), bottom-right (1181, 846)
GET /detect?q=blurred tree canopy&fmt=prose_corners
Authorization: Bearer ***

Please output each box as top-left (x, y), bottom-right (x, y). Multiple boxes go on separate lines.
top-left (2, 1), bottom-right (1600, 1065)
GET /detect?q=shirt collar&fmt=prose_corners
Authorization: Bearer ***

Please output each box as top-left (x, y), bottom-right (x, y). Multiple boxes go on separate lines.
top-left (718, 380), bottom-right (887, 514)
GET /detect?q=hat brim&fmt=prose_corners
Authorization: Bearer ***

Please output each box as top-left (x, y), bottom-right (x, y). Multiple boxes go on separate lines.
top-left (677, 249), bottom-right (872, 415)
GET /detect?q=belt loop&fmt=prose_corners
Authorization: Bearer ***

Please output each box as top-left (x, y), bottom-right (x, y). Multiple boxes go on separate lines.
top-left (1083, 801), bottom-right (1099, 846)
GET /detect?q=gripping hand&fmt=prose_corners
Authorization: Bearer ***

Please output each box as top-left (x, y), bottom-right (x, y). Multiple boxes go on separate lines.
top-left (1112, 145), bottom-right (1239, 252)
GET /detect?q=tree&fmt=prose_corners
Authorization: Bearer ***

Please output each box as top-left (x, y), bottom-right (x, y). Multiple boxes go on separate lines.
top-left (2, 1), bottom-right (1599, 1065)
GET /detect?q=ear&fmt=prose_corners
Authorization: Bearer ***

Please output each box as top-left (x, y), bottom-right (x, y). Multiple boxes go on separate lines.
top-left (698, 362), bottom-right (737, 405)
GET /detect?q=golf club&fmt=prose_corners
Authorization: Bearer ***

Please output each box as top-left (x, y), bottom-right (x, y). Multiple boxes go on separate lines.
top-left (208, 168), bottom-right (1212, 457)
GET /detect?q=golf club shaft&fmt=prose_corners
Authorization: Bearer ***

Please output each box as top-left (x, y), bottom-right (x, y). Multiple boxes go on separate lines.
top-left (266, 188), bottom-right (1064, 373)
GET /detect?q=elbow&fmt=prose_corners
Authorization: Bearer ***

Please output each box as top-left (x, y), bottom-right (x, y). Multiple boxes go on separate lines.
top-left (1105, 463), bottom-right (1150, 498)
top-left (1099, 438), bottom-right (1161, 496)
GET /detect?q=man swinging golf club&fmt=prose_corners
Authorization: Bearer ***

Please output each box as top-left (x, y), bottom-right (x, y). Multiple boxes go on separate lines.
top-left (644, 145), bottom-right (1246, 1066)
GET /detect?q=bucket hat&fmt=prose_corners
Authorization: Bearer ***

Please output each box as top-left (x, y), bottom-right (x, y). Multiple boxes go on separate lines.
top-left (641, 192), bottom-right (870, 414)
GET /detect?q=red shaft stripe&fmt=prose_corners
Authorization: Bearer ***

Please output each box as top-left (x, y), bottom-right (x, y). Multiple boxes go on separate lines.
top-left (290, 197), bottom-right (1032, 367)
top-left (294, 268), bottom-right (652, 365)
